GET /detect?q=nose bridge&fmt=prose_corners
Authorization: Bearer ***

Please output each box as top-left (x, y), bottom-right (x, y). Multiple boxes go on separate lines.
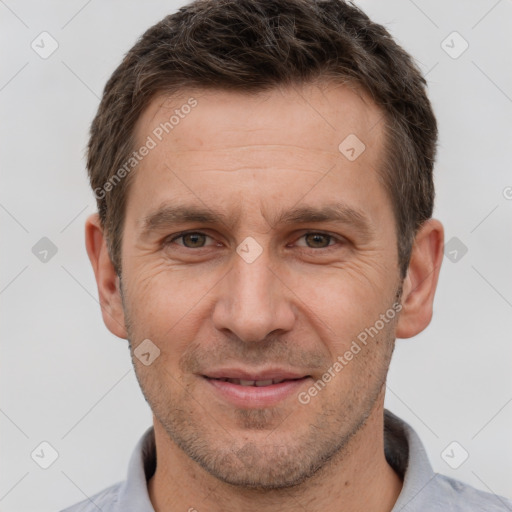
top-left (234, 252), bottom-right (274, 311)
top-left (212, 245), bottom-right (295, 342)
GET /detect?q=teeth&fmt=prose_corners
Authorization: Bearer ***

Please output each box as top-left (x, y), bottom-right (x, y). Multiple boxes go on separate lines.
top-left (220, 378), bottom-right (290, 386)
top-left (255, 379), bottom-right (273, 387)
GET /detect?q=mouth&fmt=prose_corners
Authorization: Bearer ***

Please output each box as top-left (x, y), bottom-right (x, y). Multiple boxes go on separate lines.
top-left (207, 377), bottom-right (306, 386)
top-left (201, 370), bottom-right (312, 408)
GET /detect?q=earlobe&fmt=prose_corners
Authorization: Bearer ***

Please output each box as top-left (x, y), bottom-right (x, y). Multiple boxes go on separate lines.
top-left (395, 218), bottom-right (444, 339)
top-left (85, 213), bottom-right (128, 339)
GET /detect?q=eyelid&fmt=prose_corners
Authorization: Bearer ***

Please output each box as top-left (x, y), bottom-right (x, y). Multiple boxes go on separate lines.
top-left (292, 231), bottom-right (343, 248)
top-left (165, 230), bottom-right (345, 249)
top-left (166, 231), bottom-right (217, 247)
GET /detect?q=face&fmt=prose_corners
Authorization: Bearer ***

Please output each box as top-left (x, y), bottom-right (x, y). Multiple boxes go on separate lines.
top-left (119, 83), bottom-right (403, 488)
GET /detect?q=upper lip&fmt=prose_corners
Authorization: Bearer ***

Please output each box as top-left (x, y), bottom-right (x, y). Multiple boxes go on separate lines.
top-left (202, 368), bottom-right (309, 381)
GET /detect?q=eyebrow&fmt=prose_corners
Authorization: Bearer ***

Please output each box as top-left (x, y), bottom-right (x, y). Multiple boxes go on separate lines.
top-left (140, 202), bottom-right (375, 241)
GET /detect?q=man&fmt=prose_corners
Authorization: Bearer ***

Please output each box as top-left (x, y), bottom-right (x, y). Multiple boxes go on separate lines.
top-left (62, 0), bottom-right (512, 510)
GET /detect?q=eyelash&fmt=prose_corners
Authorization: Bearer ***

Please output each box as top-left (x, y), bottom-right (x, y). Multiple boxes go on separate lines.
top-left (164, 231), bottom-right (344, 251)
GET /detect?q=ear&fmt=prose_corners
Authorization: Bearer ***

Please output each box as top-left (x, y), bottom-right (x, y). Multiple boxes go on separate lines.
top-left (85, 213), bottom-right (128, 339)
top-left (395, 218), bottom-right (444, 339)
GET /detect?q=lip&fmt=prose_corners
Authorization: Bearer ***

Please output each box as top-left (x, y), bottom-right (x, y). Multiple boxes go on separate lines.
top-left (203, 368), bottom-right (308, 381)
top-left (201, 368), bottom-right (311, 408)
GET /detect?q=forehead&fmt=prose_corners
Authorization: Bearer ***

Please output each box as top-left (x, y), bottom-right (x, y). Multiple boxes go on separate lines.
top-left (125, 83), bottom-right (390, 233)
top-left (134, 83), bottom-right (383, 158)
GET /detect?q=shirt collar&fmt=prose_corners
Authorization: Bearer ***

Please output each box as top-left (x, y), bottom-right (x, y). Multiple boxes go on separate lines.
top-left (116, 424), bottom-right (156, 511)
top-left (384, 409), bottom-right (439, 511)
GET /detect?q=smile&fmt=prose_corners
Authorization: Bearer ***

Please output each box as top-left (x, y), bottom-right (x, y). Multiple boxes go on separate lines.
top-left (202, 371), bottom-right (311, 408)
top-left (209, 377), bottom-right (293, 386)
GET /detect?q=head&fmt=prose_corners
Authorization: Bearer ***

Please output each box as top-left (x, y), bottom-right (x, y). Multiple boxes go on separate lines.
top-left (85, 0), bottom-right (443, 490)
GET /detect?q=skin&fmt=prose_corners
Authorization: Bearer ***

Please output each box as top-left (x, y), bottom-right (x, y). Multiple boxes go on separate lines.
top-left (85, 82), bottom-right (444, 512)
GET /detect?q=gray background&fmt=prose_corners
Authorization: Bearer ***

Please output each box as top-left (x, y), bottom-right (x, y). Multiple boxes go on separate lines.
top-left (1, 1), bottom-right (511, 511)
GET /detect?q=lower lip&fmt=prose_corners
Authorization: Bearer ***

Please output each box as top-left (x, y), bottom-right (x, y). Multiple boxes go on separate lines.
top-left (203, 376), bottom-right (310, 408)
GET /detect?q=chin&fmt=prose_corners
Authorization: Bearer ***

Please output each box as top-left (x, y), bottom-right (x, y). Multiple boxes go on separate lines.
top-left (194, 444), bottom-right (324, 490)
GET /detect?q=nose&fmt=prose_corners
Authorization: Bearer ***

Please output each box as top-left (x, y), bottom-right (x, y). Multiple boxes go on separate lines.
top-left (212, 247), bottom-right (296, 343)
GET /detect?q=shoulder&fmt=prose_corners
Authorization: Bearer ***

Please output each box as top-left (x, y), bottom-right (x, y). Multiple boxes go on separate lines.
top-left (59, 481), bottom-right (122, 512)
top-left (430, 473), bottom-right (512, 511)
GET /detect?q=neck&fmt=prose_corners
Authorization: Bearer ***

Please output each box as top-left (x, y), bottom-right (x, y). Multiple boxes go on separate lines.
top-left (148, 404), bottom-right (403, 512)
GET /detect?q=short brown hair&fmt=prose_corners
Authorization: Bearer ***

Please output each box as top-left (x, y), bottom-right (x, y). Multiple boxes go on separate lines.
top-left (87, 0), bottom-right (437, 279)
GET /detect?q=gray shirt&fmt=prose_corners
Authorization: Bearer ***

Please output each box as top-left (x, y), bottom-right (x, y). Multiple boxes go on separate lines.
top-left (61, 409), bottom-right (512, 511)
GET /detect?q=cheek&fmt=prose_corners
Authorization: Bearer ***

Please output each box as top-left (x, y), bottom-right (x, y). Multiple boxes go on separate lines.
top-left (322, 319), bottom-right (396, 403)
top-left (287, 262), bottom-right (393, 347)
top-left (124, 263), bottom-right (218, 359)
top-left (127, 258), bottom-right (214, 313)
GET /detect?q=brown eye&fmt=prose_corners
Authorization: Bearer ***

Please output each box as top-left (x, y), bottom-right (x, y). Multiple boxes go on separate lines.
top-left (182, 233), bottom-right (207, 248)
top-left (168, 232), bottom-right (211, 248)
top-left (302, 233), bottom-right (335, 249)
